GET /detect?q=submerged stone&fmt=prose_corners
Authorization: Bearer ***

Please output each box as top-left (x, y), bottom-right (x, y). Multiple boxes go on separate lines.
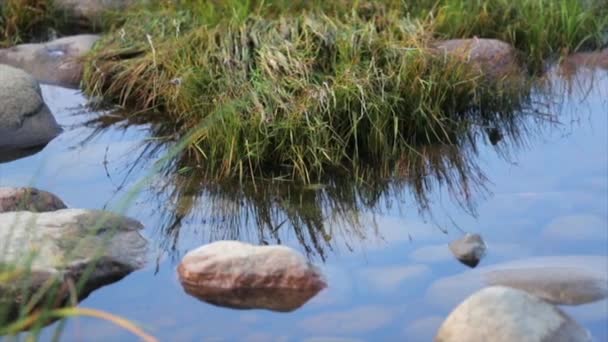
top-left (0, 187), bottom-right (67, 213)
top-left (0, 64), bottom-right (61, 152)
top-left (448, 233), bottom-right (487, 268)
top-left (427, 256), bottom-right (608, 311)
top-left (0, 35), bottom-right (100, 88)
top-left (0, 209), bottom-right (148, 322)
top-left (485, 267), bottom-right (608, 306)
top-left (436, 286), bottom-right (591, 342)
top-left (178, 241), bottom-right (326, 312)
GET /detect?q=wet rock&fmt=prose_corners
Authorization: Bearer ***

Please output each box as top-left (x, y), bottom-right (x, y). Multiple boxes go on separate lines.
top-left (178, 241), bottom-right (326, 312)
top-left (485, 267), bottom-right (608, 306)
top-left (0, 209), bottom-right (148, 320)
top-left (0, 35), bottom-right (100, 88)
top-left (0, 64), bottom-right (62, 152)
top-left (0, 187), bottom-right (67, 212)
top-left (448, 233), bottom-right (487, 268)
top-left (436, 286), bottom-right (591, 342)
top-left (433, 39), bottom-right (522, 80)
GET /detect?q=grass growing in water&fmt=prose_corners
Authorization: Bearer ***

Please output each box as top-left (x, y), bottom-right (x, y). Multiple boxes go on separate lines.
top-left (82, 0), bottom-right (606, 182)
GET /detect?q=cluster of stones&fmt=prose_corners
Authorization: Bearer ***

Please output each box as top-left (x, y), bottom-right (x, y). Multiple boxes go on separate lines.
top-left (0, 187), bottom-right (148, 323)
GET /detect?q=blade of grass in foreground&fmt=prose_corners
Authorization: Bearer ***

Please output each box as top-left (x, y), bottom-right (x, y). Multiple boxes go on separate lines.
top-left (0, 307), bottom-right (158, 342)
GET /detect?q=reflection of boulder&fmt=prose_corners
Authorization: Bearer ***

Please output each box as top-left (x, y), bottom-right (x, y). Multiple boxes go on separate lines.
top-left (0, 209), bottom-right (148, 323)
top-left (0, 35), bottom-right (100, 88)
top-left (178, 241), bottom-right (326, 312)
top-left (436, 286), bottom-right (591, 342)
top-left (0, 187), bottom-right (67, 213)
top-left (448, 233), bottom-right (487, 268)
top-left (0, 65), bottom-right (62, 153)
top-left (0, 145), bottom-right (45, 164)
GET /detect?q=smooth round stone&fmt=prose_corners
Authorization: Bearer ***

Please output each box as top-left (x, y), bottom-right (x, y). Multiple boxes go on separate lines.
top-left (0, 64), bottom-right (61, 151)
top-left (178, 240), bottom-right (327, 312)
top-left (436, 286), bottom-right (591, 342)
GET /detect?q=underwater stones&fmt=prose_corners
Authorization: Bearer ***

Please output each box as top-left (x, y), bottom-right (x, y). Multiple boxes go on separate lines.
top-left (448, 233), bottom-right (487, 268)
top-left (0, 187), bottom-right (67, 212)
top-left (0, 64), bottom-right (61, 152)
top-left (433, 38), bottom-right (521, 80)
top-left (0, 209), bottom-right (148, 316)
top-left (485, 267), bottom-right (608, 306)
top-left (0, 35), bottom-right (100, 88)
top-left (178, 241), bottom-right (327, 312)
top-left (435, 286), bottom-right (591, 342)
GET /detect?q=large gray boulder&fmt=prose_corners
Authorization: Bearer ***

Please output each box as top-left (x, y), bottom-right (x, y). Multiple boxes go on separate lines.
top-left (0, 187), bottom-right (67, 213)
top-left (0, 35), bottom-right (100, 88)
top-left (0, 209), bottom-right (148, 320)
top-left (0, 65), bottom-right (61, 153)
top-left (436, 286), bottom-right (591, 342)
top-left (178, 241), bottom-right (327, 312)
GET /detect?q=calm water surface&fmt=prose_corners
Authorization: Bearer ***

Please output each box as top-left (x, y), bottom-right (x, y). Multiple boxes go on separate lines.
top-left (1, 68), bottom-right (607, 341)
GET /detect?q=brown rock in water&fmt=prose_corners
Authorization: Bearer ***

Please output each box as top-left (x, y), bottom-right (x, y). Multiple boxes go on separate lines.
top-left (0, 35), bottom-right (100, 88)
top-left (436, 286), bottom-right (591, 342)
top-left (432, 39), bottom-right (522, 80)
top-left (178, 241), bottom-right (327, 312)
top-left (0, 187), bottom-right (67, 212)
top-left (560, 48), bottom-right (608, 75)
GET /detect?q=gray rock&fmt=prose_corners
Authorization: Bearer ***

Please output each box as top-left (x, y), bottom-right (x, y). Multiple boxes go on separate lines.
top-left (0, 187), bottom-right (67, 212)
top-left (0, 64), bottom-right (61, 151)
top-left (449, 233), bottom-right (487, 268)
top-left (433, 39), bottom-right (522, 80)
top-left (427, 256), bottom-right (608, 311)
top-left (0, 35), bottom-right (100, 88)
top-left (0, 209), bottom-right (148, 320)
top-left (435, 286), bottom-right (591, 342)
top-left (178, 241), bottom-right (326, 312)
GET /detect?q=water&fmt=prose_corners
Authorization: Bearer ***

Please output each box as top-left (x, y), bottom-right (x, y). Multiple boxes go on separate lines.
top-left (1, 67), bottom-right (607, 341)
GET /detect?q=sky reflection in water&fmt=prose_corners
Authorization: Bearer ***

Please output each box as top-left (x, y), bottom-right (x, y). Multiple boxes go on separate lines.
top-left (0, 68), bottom-right (606, 341)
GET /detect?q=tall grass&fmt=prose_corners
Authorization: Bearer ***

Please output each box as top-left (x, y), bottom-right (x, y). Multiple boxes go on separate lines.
top-left (81, 0), bottom-right (606, 182)
top-left (0, 0), bottom-right (56, 47)
top-left (84, 8), bottom-right (525, 182)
